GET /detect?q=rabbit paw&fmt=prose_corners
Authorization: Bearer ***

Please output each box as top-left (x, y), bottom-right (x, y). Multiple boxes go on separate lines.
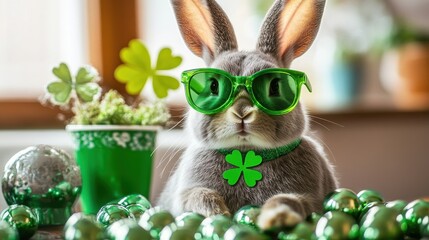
top-left (257, 204), bottom-right (303, 230)
top-left (181, 187), bottom-right (231, 217)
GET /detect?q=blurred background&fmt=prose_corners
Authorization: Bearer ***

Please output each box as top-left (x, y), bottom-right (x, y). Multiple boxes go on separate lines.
top-left (0, 0), bottom-right (428, 208)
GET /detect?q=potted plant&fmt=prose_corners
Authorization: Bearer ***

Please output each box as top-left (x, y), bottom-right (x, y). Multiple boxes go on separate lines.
top-left (45, 40), bottom-right (182, 214)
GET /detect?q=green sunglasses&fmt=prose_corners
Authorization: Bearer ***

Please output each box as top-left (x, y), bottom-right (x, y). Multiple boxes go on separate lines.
top-left (181, 68), bottom-right (312, 115)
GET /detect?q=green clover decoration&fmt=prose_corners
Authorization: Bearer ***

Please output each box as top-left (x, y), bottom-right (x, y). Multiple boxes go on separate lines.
top-left (114, 40), bottom-right (182, 98)
top-left (223, 150), bottom-right (263, 188)
top-left (47, 63), bottom-right (101, 105)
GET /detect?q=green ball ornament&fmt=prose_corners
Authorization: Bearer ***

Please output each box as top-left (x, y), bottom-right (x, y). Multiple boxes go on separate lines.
top-left (0, 221), bottom-right (18, 240)
top-left (385, 200), bottom-right (408, 213)
top-left (159, 223), bottom-right (195, 240)
top-left (357, 189), bottom-right (384, 207)
top-left (118, 194), bottom-right (152, 209)
top-left (63, 213), bottom-right (104, 240)
top-left (126, 204), bottom-right (148, 220)
top-left (223, 224), bottom-right (268, 240)
top-left (233, 205), bottom-right (261, 230)
top-left (138, 207), bottom-right (175, 239)
top-left (315, 211), bottom-right (359, 240)
top-left (421, 216), bottom-right (429, 238)
top-left (359, 206), bottom-right (404, 240)
top-left (96, 204), bottom-right (131, 227)
top-left (278, 222), bottom-right (315, 240)
top-left (358, 202), bottom-right (384, 221)
top-left (323, 188), bottom-right (360, 218)
top-left (175, 212), bottom-right (205, 232)
top-left (107, 218), bottom-right (152, 240)
top-left (306, 212), bottom-right (322, 224)
top-left (0, 204), bottom-right (38, 240)
top-left (401, 199), bottom-right (429, 238)
top-left (195, 214), bottom-right (233, 239)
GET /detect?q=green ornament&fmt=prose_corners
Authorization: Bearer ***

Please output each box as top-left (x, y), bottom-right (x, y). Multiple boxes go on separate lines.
top-left (357, 189), bottom-right (384, 207)
top-left (401, 199), bottom-right (429, 238)
top-left (107, 218), bottom-right (152, 240)
top-left (385, 200), bottom-right (408, 213)
top-left (63, 213), bottom-right (104, 240)
top-left (0, 221), bottom-right (18, 240)
top-left (223, 224), bottom-right (268, 240)
top-left (175, 212), bottom-right (205, 232)
top-left (323, 188), bottom-right (360, 218)
top-left (315, 211), bottom-right (359, 240)
top-left (195, 215), bottom-right (233, 239)
top-left (138, 207), bottom-right (175, 239)
top-left (159, 223), bottom-right (195, 240)
top-left (358, 202), bottom-right (384, 221)
top-left (306, 212), bottom-right (322, 224)
top-left (126, 204), bottom-right (148, 220)
top-left (118, 194), bottom-right (152, 210)
top-left (359, 206), bottom-right (404, 240)
top-left (233, 205), bottom-right (261, 230)
top-left (96, 204), bottom-right (131, 227)
top-left (0, 204), bottom-right (38, 240)
top-left (278, 222), bottom-right (315, 240)
top-left (421, 216), bottom-right (429, 237)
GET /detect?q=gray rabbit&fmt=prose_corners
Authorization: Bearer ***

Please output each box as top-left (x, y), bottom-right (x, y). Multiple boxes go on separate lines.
top-left (158, 0), bottom-right (338, 229)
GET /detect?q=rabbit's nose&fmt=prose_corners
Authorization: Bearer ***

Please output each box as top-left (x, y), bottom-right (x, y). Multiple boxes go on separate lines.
top-left (228, 104), bottom-right (256, 123)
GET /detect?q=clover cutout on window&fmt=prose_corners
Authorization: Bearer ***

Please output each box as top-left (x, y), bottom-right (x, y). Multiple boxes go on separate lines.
top-left (47, 63), bottom-right (101, 105)
top-left (114, 40), bottom-right (182, 99)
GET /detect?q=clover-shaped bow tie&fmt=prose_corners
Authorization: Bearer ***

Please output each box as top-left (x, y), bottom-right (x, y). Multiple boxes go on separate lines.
top-left (222, 150), bottom-right (263, 188)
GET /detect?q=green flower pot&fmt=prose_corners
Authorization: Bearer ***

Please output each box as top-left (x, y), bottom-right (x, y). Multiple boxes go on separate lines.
top-left (66, 125), bottom-right (160, 214)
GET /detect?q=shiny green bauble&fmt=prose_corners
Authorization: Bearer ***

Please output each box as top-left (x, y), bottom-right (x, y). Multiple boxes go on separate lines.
top-left (306, 212), bottom-right (322, 224)
top-left (159, 223), bottom-right (195, 240)
top-left (126, 204), bottom-right (148, 220)
top-left (138, 207), bottom-right (175, 239)
top-left (359, 206), bottom-right (404, 240)
top-left (315, 211), bottom-right (359, 240)
top-left (195, 214), bottom-right (233, 239)
top-left (0, 204), bottom-right (38, 240)
top-left (0, 221), bottom-right (18, 240)
top-left (223, 224), bottom-right (268, 240)
top-left (278, 222), bottom-right (316, 240)
top-left (421, 216), bottom-right (429, 237)
top-left (385, 200), bottom-right (407, 213)
top-left (63, 213), bottom-right (104, 240)
top-left (118, 194), bottom-right (152, 210)
top-left (175, 212), bottom-right (205, 232)
top-left (96, 204), bottom-right (131, 227)
top-left (107, 218), bottom-right (152, 240)
top-left (401, 199), bottom-right (429, 238)
top-left (233, 205), bottom-right (261, 230)
top-left (358, 202), bottom-right (384, 221)
top-left (323, 188), bottom-right (360, 218)
top-left (357, 189), bottom-right (384, 207)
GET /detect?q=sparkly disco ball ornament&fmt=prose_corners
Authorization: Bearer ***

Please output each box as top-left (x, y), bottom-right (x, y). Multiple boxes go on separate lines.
top-left (1, 145), bottom-right (81, 226)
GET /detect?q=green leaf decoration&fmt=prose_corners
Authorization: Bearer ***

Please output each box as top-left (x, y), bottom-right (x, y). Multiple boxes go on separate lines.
top-left (115, 40), bottom-right (182, 98)
top-left (222, 150), bottom-right (263, 188)
top-left (47, 63), bottom-right (101, 105)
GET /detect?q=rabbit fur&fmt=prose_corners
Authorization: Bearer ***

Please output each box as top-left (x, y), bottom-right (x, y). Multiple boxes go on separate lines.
top-left (159, 0), bottom-right (338, 229)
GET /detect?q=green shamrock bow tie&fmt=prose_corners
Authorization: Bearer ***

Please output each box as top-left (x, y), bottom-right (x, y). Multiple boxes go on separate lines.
top-left (219, 139), bottom-right (302, 188)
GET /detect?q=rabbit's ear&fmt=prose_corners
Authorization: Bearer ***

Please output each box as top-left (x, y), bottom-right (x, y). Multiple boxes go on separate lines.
top-left (171, 0), bottom-right (238, 64)
top-left (257, 0), bottom-right (326, 67)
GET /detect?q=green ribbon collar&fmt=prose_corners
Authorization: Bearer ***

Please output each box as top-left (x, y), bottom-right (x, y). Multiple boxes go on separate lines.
top-left (218, 138), bottom-right (302, 188)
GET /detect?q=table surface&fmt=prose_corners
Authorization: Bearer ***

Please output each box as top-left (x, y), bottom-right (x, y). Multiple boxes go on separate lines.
top-left (31, 226), bottom-right (62, 239)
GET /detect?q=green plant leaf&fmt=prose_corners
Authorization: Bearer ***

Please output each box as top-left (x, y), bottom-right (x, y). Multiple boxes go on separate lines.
top-left (152, 75), bottom-right (180, 99)
top-left (52, 63), bottom-right (72, 83)
top-left (76, 83), bottom-right (101, 102)
top-left (76, 65), bottom-right (98, 84)
top-left (156, 47), bottom-right (182, 70)
top-left (47, 82), bottom-right (72, 104)
top-left (223, 168), bottom-right (242, 186)
top-left (114, 65), bottom-right (149, 95)
top-left (120, 39), bottom-right (151, 71)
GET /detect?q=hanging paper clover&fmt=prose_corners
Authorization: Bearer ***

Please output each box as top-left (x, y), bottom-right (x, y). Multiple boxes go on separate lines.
top-left (47, 63), bottom-right (101, 105)
top-left (223, 150), bottom-right (263, 188)
top-left (114, 40), bottom-right (182, 99)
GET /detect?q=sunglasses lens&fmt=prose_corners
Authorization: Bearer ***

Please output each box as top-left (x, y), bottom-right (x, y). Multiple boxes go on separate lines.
top-left (188, 72), bottom-right (232, 112)
top-left (252, 73), bottom-right (297, 111)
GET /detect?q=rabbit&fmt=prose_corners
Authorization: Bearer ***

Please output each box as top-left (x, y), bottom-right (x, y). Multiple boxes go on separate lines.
top-left (158, 0), bottom-right (338, 230)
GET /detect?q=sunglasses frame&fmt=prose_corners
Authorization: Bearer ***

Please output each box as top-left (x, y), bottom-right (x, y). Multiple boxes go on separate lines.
top-left (181, 68), bottom-right (312, 115)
